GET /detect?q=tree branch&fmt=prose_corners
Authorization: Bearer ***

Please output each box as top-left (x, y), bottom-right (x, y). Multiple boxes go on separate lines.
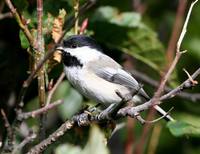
top-left (4, 0), bottom-right (35, 47)
top-left (12, 133), bottom-right (36, 154)
top-left (27, 67), bottom-right (200, 154)
top-left (17, 99), bottom-right (63, 120)
top-left (0, 12), bottom-right (12, 20)
top-left (136, 1), bottom-right (198, 152)
top-left (17, 0), bottom-right (96, 110)
top-left (36, 0), bottom-right (46, 141)
top-left (0, 109), bottom-right (14, 152)
top-left (46, 72), bottom-right (65, 106)
top-left (130, 69), bottom-right (200, 102)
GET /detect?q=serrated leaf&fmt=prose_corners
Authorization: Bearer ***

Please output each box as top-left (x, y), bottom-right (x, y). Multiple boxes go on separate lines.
top-left (167, 121), bottom-right (200, 137)
top-left (19, 30), bottom-right (30, 49)
top-left (82, 126), bottom-right (109, 154)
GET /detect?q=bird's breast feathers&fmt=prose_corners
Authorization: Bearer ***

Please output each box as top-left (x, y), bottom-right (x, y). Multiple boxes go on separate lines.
top-left (64, 67), bottom-right (130, 105)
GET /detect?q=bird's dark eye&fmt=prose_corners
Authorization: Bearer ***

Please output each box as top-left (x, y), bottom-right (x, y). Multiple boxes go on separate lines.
top-left (70, 44), bottom-right (77, 48)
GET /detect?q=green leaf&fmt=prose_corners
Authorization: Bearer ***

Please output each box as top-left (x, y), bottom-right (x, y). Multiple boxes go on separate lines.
top-left (55, 144), bottom-right (81, 154)
top-left (90, 6), bottom-right (165, 72)
top-left (54, 126), bottom-right (109, 154)
top-left (82, 125), bottom-right (109, 154)
top-left (167, 121), bottom-right (200, 137)
top-left (19, 30), bottom-right (30, 49)
top-left (92, 6), bottom-right (141, 28)
top-left (53, 81), bottom-right (83, 119)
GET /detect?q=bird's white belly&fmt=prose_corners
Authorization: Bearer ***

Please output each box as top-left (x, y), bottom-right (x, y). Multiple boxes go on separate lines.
top-left (64, 67), bottom-right (130, 106)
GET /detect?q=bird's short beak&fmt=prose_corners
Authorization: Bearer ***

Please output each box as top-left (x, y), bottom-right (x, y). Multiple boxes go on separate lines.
top-left (54, 46), bottom-right (63, 63)
top-left (55, 46), bottom-right (64, 53)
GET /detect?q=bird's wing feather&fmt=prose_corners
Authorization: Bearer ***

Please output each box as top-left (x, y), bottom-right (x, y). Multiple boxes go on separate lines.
top-left (87, 55), bottom-right (150, 99)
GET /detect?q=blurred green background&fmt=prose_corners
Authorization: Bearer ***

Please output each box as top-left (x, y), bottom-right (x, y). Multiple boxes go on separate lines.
top-left (0, 0), bottom-right (200, 153)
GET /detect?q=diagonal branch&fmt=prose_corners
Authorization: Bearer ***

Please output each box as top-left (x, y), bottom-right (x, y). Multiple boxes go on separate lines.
top-left (130, 69), bottom-right (200, 102)
top-left (17, 99), bottom-right (63, 121)
top-left (17, 0), bottom-right (96, 109)
top-left (0, 109), bottom-right (14, 152)
top-left (153, 0), bottom-right (198, 105)
top-left (46, 72), bottom-right (65, 106)
top-left (4, 0), bottom-right (34, 47)
top-left (27, 67), bottom-right (200, 154)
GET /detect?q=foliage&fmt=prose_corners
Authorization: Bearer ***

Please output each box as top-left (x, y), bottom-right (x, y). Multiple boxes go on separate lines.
top-left (0, 0), bottom-right (200, 154)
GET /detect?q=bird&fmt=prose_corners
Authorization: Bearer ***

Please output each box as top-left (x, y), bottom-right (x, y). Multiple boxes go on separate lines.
top-left (56, 35), bottom-right (174, 121)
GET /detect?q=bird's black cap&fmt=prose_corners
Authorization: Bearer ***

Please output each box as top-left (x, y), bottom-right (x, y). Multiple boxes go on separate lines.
top-left (62, 35), bottom-right (102, 51)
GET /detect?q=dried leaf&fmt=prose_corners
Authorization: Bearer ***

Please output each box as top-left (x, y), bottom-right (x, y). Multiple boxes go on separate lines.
top-left (52, 9), bottom-right (66, 43)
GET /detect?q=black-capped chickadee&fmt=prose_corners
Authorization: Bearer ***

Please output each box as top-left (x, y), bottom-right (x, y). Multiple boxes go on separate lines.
top-left (56, 35), bottom-right (174, 121)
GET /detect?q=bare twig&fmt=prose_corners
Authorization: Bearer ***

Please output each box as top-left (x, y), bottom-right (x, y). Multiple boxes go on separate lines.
top-left (125, 118), bottom-right (135, 154)
top-left (18, 0), bottom-right (96, 109)
top-left (36, 0), bottom-right (45, 108)
top-left (0, 12), bottom-right (12, 20)
top-left (0, 109), bottom-right (14, 152)
top-left (154, 0), bottom-right (198, 105)
top-left (27, 67), bottom-right (200, 154)
top-left (147, 123), bottom-right (162, 154)
top-left (130, 69), bottom-right (200, 102)
top-left (36, 0), bottom-right (46, 140)
top-left (118, 67), bottom-right (200, 117)
top-left (27, 120), bottom-right (75, 154)
top-left (74, 0), bottom-right (79, 34)
top-left (18, 99), bottom-right (63, 120)
top-left (46, 72), bottom-right (65, 106)
top-left (136, 107), bottom-right (174, 124)
top-left (183, 68), bottom-right (198, 85)
top-left (12, 133), bottom-right (37, 154)
top-left (161, 67), bottom-right (200, 100)
top-left (166, 0), bottom-right (187, 64)
top-left (0, 1), bottom-right (5, 13)
top-left (136, 2), bottom-right (198, 152)
top-left (4, 0), bottom-right (34, 46)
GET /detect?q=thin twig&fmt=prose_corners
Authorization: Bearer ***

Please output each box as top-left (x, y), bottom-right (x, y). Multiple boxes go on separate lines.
top-left (183, 68), bottom-right (198, 85)
top-left (0, 109), bottom-right (14, 152)
top-left (0, 12), bottom-right (12, 20)
top-left (161, 67), bottom-right (200, 101)
top-left (147, 123), bottom-right (162, 154)
top-left (74, 0), bottom-right (79, 34)
top-left (0, 1), bottom-right (5, 13)
top-left (154, 0), bottom-right (198, 105)
top-left (12, 133), bottom-right (37, 154)
top-left (46, 72), bottom-right (65, 106)
top-left (27, 120), bottom-right (75, 154)
top-left (36, 0), bottom-right (46, 140)
top-left (130, 69), bottom-right (200, 102)
top-left (17, 99), bottom-right (63, 120)
top-left (136, 107), bottom-right (174, 124)
top-left (118, 67), bottom-right (200, 117)
top-left (125, 118), bottom-right (135, 154)
top-left (27, 67), bottom-right (200, 154)
top-left (135, 2), bottom-right (198, 152)
top-left (4, 0), bottom-right (34, 46)
top-left (18, 0), bottom-right (96, 109)
top-left (166, 0), bottom-right (187, 64)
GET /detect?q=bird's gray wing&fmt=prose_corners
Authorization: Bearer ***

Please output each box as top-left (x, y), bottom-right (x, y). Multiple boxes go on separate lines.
top-left (87, 55), bottom-right (150, 100)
